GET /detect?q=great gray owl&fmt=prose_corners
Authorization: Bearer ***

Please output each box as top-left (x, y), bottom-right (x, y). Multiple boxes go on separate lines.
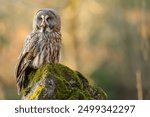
top-left (15, 8), bottom-right (61, 95)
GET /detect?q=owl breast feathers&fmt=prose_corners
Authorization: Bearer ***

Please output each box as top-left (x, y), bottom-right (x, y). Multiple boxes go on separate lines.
top-left (16, 8), bottom-right (62, 95)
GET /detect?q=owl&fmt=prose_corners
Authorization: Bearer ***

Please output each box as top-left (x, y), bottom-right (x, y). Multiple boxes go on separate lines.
top-left (16, 8), bottom-right (61, 95)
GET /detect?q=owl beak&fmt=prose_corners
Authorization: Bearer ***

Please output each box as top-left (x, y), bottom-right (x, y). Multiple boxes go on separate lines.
top-left (40, 21), bottom-right (46, 32)
top-left (41, 20), bottom-right (46, 28)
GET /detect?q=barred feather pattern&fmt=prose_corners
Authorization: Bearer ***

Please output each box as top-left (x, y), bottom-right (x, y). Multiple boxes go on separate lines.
top-left (16, 31), bottom-right (61, 94)
top-left (32, 32), bottom-right (61, 68)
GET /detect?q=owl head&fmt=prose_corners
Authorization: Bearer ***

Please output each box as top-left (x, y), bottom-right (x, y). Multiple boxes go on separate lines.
top-left (33, 8), bottom-right (61, 33)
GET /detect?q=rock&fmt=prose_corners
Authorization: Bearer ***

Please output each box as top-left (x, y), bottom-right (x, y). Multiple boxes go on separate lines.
top-left (22, 63), bottom-right (107, 100)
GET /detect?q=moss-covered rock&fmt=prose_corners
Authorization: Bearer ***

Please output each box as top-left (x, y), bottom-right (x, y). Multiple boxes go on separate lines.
top-left (22, 63), bottom-right (107, 100)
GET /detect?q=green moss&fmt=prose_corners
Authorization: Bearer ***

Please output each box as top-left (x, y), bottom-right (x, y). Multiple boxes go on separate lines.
top-left (68, 88), bottom-right (93, 100)
top-left (23, 65), bottom-right (49, 95)
top-left (54, 76), bottom-right (70, 99)
top-left (23, 63), bottom-right (107, 100)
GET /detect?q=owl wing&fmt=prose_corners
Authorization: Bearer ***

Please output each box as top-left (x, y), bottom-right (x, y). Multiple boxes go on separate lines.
top-left (15, 33), bottom-right (37, 95)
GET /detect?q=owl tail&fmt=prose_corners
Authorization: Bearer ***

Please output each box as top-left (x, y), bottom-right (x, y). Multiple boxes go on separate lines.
top-left (17, 72), bottom-right (26, 95)
top-left (16, 60), bottom-right (31, 95)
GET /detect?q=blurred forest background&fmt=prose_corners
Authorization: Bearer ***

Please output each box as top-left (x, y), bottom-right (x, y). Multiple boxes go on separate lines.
top-left (0, 0), bottom-right (150, 100)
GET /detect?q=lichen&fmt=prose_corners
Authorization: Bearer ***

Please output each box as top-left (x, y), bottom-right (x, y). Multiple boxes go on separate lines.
top-left (29, 85), bottom-right (44, 100)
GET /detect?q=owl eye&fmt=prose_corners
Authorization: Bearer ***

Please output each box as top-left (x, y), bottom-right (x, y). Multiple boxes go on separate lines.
top-left (38, 17), bottom-right (42, 20)
top-left (47, 16), bottom-right (53, 21)
top-left (47, 17), bottom-right (50, 20)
